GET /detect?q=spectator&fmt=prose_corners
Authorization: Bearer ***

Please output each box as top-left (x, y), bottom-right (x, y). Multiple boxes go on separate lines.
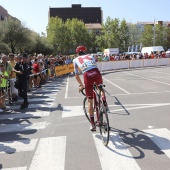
top-left (92, 55), bottom-right (98, 62)
top-left (1, 54), bottom-right (13, 104)
top-left (44, 55), bottom-right (50, 81)
top-left (33, 58), bottom-right (41, 88)
top-left (114, 54), bottom-right (119, 60)
top-left (136, 53), bottom-right (140, 59)
top-left (58, 57), bottom-right (64, 66)
top-left (161, 52), bottom-right (166, 58)
top-left (1, 54), bottom-right (13, 77)
top-left (13, 54), bottom-right (30, 109)
top-left (150, 52), bottom-right (155, 59)
top-left (27, 55), bottom-right (33, 91)
top-left (109, 55), bottom-right (114, 61)
top-left (104, 55), bottom-right (109, 61)
top-left (99, 55), bottom-right (103, 62)
top-left (14, 55), bottom-right (19, 63)
top-left (8, 53), bottom-right (18, 101)
top-left (0, 63), bottom-right (9, 110)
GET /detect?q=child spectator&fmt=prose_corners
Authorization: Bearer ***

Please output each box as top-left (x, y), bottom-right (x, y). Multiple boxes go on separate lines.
top-left (0, 64), bottom-right (9, 110)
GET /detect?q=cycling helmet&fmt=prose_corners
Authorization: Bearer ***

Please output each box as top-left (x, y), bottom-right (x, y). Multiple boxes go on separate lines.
top-left (76, 45), bottom-right (87, 54)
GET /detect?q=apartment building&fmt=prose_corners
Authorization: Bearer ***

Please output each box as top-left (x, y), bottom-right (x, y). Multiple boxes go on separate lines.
top-left (0, 5), bottom-right (8, 21)
top-left (136, 21), bottom-right (170, 32)
top-left (49, 4), bottom-right (103, 24)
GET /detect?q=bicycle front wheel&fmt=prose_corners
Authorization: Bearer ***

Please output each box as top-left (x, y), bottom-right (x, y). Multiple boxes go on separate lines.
top-left (83, 96), bottom-right (91, 123)
top-left (99, 106), bottom-right (110, 146)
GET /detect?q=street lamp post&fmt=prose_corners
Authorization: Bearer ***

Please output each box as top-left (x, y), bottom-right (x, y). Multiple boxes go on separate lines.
top-left (123, 41), bottom-right (125, 49)
top-left (153, 19), bottom-right (156, 46)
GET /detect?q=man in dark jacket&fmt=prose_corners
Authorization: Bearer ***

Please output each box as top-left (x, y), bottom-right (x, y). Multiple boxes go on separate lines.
top-left (13, 54), bottom-right (29, 109)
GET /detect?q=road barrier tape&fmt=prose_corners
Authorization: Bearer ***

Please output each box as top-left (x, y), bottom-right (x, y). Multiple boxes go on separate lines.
top-left (29, 69), bottom-right (47, 77)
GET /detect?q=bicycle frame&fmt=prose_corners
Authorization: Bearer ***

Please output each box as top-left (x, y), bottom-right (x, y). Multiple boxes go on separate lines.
top-left (93, 84), bottom-right (103, 125)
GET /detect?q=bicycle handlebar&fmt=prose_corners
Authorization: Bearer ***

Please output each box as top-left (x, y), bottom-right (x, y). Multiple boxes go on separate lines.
top-left (80, 88), bottom-right (86, 96)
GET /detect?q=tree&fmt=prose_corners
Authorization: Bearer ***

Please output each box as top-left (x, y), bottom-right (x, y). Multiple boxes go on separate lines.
top-left (127, 24), bottom-right (141, 51)
top-left (141, 25), bottom-right (153, 47)
top-left (96, 17), bottom-right (129, 52)
top-left (0, 43), bottom-right (11, 54)
top-left (166, 27), bottom-right (170, 50)
top-left (47, 17), bottom-right (66, 53)
top-left (119, 19), bottom-right (129, 51)
top-left (0, 17), bottom-right (30, 53)
top-left (47, 17), bottom-right (90, 54)
top-left (154, 24), bottom-right (168, 49)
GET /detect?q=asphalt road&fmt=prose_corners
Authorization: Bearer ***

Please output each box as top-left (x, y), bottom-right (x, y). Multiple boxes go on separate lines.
top-left (0, 66), bottom-right (170, 170)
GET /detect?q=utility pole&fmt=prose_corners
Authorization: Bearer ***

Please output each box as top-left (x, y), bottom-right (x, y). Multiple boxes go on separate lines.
top-left (153, 19), bottom-right (156, 46)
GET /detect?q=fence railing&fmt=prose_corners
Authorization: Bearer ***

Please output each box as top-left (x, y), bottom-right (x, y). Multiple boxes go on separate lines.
top-left (97, 58), bottom-right (170, 71)
top-left (54, 58), bottom-right (170, 76)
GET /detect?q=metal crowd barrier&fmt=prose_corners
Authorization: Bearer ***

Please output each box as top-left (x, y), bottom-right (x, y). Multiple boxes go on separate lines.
top-left (0, 69), bottom-right (48, 106)
top-left (0, 78), bottom-right (10, 105)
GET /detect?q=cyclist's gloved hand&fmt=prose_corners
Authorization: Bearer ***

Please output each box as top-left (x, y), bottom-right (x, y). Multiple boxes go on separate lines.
top-left (79, 84), bottom-right (84, 93)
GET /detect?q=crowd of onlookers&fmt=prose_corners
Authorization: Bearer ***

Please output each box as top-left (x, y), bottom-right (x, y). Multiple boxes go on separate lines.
top-left (0, 53), bottom-right (54, 110)
top-left (94, 51), bottom-right (170, 62)
top-left (0, 52), bottom-right (80, 110)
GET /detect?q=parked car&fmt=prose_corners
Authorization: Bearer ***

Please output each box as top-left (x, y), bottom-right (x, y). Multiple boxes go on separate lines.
top-left (141, 46), bottom-right (164, 55)
top-left (166, 48), bottom-right (170, 54)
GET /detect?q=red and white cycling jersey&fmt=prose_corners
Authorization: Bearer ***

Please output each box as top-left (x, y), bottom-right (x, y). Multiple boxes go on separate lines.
top-left (73, 54), bottom-right (97, 74)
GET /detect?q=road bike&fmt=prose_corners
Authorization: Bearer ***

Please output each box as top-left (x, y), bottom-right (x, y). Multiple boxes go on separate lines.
top-left (81, 84), bottom-right (110, 146)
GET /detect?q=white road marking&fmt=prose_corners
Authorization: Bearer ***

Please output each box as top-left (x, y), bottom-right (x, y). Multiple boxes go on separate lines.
top-left (2, 167), bottom-right (27, 170)
top-left (38, 87), bottom-right (58, 89)
top-left (8, 103), bottom-right (53, 110)
top-left (111, 90), bottom-right (170, 96)
top-left (103, 77), bottom-right (130, 94)
top-left (93, 132), bottom-right (141, 170)
top-left (32, 91), bottom-right (57, 94)
top-left (110, 103), bottom-right (170, 112)
top-left (149, 70), bottom-right (170, 76)
top-left (65, 76), bottom-right (69, 98)
top-left (0, 122), bottom-right (48, 133)
top-left (41, 85), bottom-right (58, 87)
top-left (144, 128), bottom-right (170, 159)
top-left (62, 103), bottom-right (170, 118)
top-left (34, 93), bottom-right (57, 97)
top-left (0, 111), bottom-right (51, 120)
top-left (66, 90), bottom-right (170, 98)
top-left (148, 126), bottom-right (154, 129)
top-left (17, 98), bottom-right (55, 102)
top-left (29, 136), bottom-right (66, 170)
top-left (0, 139), bottom-right (38, 154)
top-left (33, 87), bottom-right (58, 90)
top-left (62, 106), bottom-right (83, 117)
top-left (124, 72), bottom-right (170, 86)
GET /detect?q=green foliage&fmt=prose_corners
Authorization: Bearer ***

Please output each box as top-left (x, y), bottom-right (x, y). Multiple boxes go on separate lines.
top-left (95, 17), bottom-right (129, 52)
top-left (141, 25), bottom-right (153, 47)
top-left (140, 23), bottom-right (170, 51)
top-left (47, 17), bottom-right (91, 54)
top-left (127, 24), bottom-right (141, 48)
top-left (0, 17), bottom-right (28, 53)
top-left (166, 27), bottom-right (170, 50)
top-left (0, 17), bottom-right (55, 55)
top-left (0, 43), bottom-right (11, 54)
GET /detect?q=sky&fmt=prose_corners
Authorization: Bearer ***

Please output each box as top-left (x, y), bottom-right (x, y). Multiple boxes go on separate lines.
top-left (0, 0), bottom-right (170, 35)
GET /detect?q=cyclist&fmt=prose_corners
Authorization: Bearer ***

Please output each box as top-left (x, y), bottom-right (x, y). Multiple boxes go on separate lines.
top-left (73, 45), bottom-right (107, 131)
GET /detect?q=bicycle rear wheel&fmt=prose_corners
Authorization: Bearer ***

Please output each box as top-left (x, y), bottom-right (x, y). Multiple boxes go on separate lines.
top-left (83, 96), bottom-right (91, 123)
top-left (99, 106), bottom-right (110, 146)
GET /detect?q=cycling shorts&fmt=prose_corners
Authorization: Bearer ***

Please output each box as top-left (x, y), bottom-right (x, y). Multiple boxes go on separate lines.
top-left (83, 68), bottom-right (103, 99)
